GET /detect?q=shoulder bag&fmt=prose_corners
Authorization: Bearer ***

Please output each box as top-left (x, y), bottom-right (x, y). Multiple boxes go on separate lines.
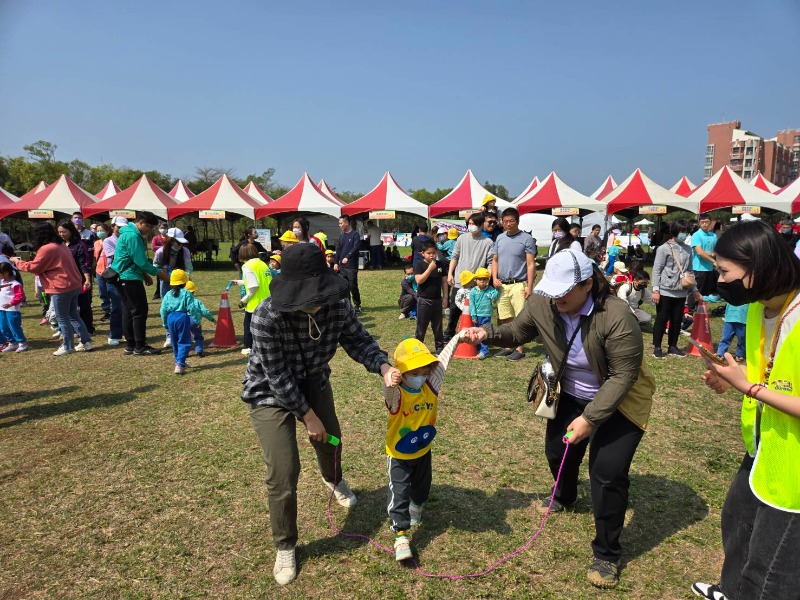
top-left (668, 244), bottom-right (696, 290)
top-left (526, 321), bottom-right (582, 420)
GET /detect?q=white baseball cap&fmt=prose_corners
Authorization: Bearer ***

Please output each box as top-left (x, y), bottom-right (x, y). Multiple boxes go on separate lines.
top-left (613, 261), bottom-right (628, 273)
top-left (111, 216), bottom-right (128, 227)
top-left (534, 249), bottom-right (595, 299)
top-left (166, 227), bottom-right (189, 244)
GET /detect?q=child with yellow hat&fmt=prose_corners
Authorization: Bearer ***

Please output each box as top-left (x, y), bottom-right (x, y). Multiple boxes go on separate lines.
top-left (382, 333), bottom-right (461, 561)
top-left (469, 267), bottom-right (499, 359)
top-left (159, 269), bottom-right (195, 374)
top-left (279, 230), bottom-right (299, 249)
top-left (184, 280), bottom-right (215, 358)
top-left (324, 248), bottom-right (336, 269)
top-left (268, 254), bottom-right (281, 275)
top-left (436, 226), bottom-right (457, 261)
top-left (454, 270), bottom-right (475, 313)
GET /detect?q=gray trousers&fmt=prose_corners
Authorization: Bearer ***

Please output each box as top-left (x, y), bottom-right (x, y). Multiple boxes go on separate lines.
top-left (249, 378), bottom-right (343, 550)
top-left (387, 452), bottom-right (432, 533)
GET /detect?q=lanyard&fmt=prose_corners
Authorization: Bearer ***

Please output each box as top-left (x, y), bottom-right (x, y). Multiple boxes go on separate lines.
top-left (758, 291), bottom-right (800, 384)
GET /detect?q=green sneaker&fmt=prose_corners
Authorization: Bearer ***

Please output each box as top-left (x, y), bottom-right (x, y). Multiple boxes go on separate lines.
top-left (587, 558), bottom-right (620, 589)
top-left (394, 533), bottom-right (413, 561)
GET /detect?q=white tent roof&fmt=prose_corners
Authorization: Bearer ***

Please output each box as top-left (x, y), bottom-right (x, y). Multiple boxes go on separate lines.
top-left (689, 166), bottom-right (784, 212)
top-left (168, 175), bottom-right (261, 219)
top-left (317, 179), bottom-right (345, 207)
top-left (85, 175), bottom-right (178, 219)
top-left (774, 176), bottom-right (800, 215)
top-left (515, 172), bottom-right (598, 214)
top-left (0, 186), bottom-right (19, 204)
top-left (669, 176), bottom-right (696, 197)
top-left (169, 180), bottom-right (196, 202)
top-left (749, 172), bottom-right (780, 193)
top-left (242, 181), bottom-right (272, 205)
top-left (428, 170), bottom-right (512, 218)
top-left (341, 172), bottom-right (429, 219)
top-left (603, 169), bottom-right (699, 214)
top-left (590, 176), bottom-right (617, 200)
top-left (512, 177), bottom-right (540, 204)
top-left (256, 173), bottom-right (342, 219)
top-left (96, 180), bottom-right (121, 200)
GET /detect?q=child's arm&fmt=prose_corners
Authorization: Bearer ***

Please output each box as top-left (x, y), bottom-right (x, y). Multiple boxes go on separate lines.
top-left (198, 299), bottom-right (215, 322)
top-left (469, 288), bottom-right (478, 320)
top-left (382, 378), bottom-right (402, 413)
top-left (427, 334), bottom-right (461, 393)
top-left (9, 282), bottom-right (24, 307)
top-left (414, 260), bottom-right (436, 285)
top-left (488, 287), bottom-right (499, 305)
top-left (160, 297), bottom-right (169, 328)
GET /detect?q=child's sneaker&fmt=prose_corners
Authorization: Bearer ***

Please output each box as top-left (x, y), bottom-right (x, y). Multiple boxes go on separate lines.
top-left (75, 341), bottom-right (93, 352)
top-left (174, 364), bottom-right (186, 375)
top-left (409, 502), bottom-right (423, 527)
top-left (163, 337), bottom-right (172, 348)
top-left (273, 547), bottom-right (296, 586)
top-left (107, 337), bottom-right (120, 346)
top-left (53, 345), bottom-right (75, 356)
top-left (1, 343), bottom-right (18, 352)
top-left (323, 478), bottom-right (357, 507)
top-left (398, 313), bottom-right (406, 320)
top-left (478, 351), bottom-right (489, 360)
top-left (394, 533), bottom-right (413, 561)
top-left (51, 331), bottom-right (62, 339)
top-left (15, 343), bottom-right (28, 352)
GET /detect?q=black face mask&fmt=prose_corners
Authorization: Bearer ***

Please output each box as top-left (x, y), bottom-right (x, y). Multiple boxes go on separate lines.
top-left (716, 277), bottom-right (757, 307)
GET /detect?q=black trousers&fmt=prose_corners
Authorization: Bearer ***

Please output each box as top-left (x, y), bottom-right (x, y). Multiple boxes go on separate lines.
top-left (78, 288), bottom-right (94, 334)
top-left (387, 452), bottom-right (432, 533)
top-left (340, 268), bottom-right (361, 307)
top-left (688, 270), bottom-right (717, 311)
top-left (117, 279), bottom-right (149, 351)
top-left (415, 297), bottom-right (443, 351)
top-left (243, 311), bottom-right (253, 350)
top-left (398, 293), bottom-right (416, 316)
top-left (445, 285), bottom-right (461, 338)
top-left (652, 294), bottom-right (685, 349)
top-left (545, 392), bottom-right (644, 563)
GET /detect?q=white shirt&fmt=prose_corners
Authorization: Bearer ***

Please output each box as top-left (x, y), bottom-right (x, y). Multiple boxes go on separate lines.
top-left (367, 226), bottom-right (382, 246)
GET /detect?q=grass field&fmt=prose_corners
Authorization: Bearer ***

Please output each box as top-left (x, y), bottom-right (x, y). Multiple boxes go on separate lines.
top-left (0, 255), bottom-right (744, 599)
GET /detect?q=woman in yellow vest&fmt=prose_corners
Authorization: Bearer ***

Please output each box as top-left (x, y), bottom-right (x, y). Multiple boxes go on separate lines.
top-left (693, 220), bottom-right (800, 600)
top-left (231, 243), bottom-right (272, 357)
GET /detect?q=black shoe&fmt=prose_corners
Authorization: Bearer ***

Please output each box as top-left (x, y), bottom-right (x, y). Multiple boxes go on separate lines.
top-left (506, 350), bottom-right (525, 362)
top-left (495, 348), bottom-right (513, 357)
top-left (123, 347), bottom-right (135, 355)
top-left (196, 351), bottom-right (206, 358)
top-left (534, 496), bottom-right (575, 515)
top-left (691, 582), bottom-right (728, 599)
top-left (587, 558), bottom-right (620, 589)
top-left (133, 345), bottom-right (162, 356)
top-left (354, 306), bottom-right (363, 315)
top-left (668, 345), bottom-right (686, 358)
top-left (652, 347), bottom-right (665, 359)
top-left (100, 313), bottom-right (111, 322)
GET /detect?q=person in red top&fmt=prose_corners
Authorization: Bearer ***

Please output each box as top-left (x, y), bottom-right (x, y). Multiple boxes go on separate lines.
top-left (12, 223), bottom-right (91, 355)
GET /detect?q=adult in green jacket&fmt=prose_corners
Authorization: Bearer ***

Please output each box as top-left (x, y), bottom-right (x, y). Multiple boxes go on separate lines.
top-left (110, 211), bottom-right (168, 355)
top-left (463, 249), bottom-right (656, 590)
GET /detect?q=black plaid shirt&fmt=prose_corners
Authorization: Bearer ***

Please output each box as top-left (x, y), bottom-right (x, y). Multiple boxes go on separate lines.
top-left (241, 297), bottom-right (388, 419)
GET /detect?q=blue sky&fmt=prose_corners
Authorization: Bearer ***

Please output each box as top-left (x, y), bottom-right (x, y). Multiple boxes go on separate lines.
top-left (1, 0), bottom-right (798, 196)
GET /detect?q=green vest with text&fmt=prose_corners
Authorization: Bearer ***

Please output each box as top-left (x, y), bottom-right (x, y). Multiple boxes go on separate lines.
top-left (244, 258), bottom-right (272, 314)
top-left (743, 302), bottom-right (800, 512)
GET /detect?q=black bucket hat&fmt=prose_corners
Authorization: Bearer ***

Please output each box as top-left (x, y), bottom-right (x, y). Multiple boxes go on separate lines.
top-left (269, 243), bottom-right (350, 312)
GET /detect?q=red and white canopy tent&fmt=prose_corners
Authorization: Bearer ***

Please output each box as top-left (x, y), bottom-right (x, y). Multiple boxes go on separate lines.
top-left (317, 179), bottom-right (345, 207)
top-left (84, 175), bottom-right (179, 220)
top-left (243, 181), bottom-right (273, 205)
top-left (428, 170), bottom-right (512, 218)
top-left (773, 177), bottom-right (800, 215)
top-left (670, 176), bottom-right (696, 198)
top-left (256, 173), bottom-right (342, 220)
top-left (590, 176), bottom-right (617, 200)
top-left (96, 180), bottom-right (121, 200)
top-left (749, 172), bottom-right (780, 194)
top-left (512, 176), bottom-right (540, 205)
top-left (688, 166), bottom-right (787, 214)
top-left (168, 175), bottom-right (262, 220)
top-left (17, 181), bottom-right (48, 204)
top-left (341, 172), bottom-right (429, 219)
top-left (0, 175), bottom-right (97, 219)
top-left (515, 172), bottom-right (598, 216)
top-left (0, 186), bottom-right (19, 208)
top-left (601, 169), bottom-right (698, 216)
top-left (169, 180), bottom-right (196, 202)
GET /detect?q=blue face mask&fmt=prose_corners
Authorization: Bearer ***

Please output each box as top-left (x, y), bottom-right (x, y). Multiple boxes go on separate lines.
top-left (403, 374), bottom-right (426, 390)
top-left (676, 232), bottom-right (688, 243)
top-left (406, 275), bottom-right (414, 281)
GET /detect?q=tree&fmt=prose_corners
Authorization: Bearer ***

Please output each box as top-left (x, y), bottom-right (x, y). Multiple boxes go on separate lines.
top-left (193, 166), bottom-right (236, 192)
top-left (483, 181), bottom-right (510, 200)
top-left (408, 187), bottom-right (452, 205)
top-left (240, 168), bottom-right (277, 193)
top-left (24, 140), bottom-right (57, 163)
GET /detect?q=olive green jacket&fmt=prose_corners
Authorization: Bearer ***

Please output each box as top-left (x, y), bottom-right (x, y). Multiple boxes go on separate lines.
top-left (484, 293), bottom-right (655, 430)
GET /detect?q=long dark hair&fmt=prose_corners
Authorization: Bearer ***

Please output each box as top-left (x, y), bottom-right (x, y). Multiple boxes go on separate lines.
top-left (57, 220), bottom-right (80, 244)
top-left (551, 217), bottom-right (576, 252)
top-left (33, 223), bottom-right (61, 249)
top-left (589, 265), bottom-right (612, 311)
top-left (293, 217), bottom-right (310, 241)
top-left (715, 220), bottom-right (800, 302)
top-left (164, 236), bottom-right (186, 270)
top-left (171, 283), bottom-right (184, 298)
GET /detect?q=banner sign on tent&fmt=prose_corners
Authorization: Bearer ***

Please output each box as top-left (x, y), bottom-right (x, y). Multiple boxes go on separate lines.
top-left (28, 210), bottom-right (54, 219)
top-left (458, 210), bottom-right (477, 219)
top-left (552, 207), bottom-right (579, 216)
top-left (255, 229), bottom-right (272, 250)
top-left (368, 210), bottom-right (396, 220)
top-left (732, 206), bottom-right (761, 215)
top-left (199, 210), bottom-right (226, 219)
top-left (110, 210), bottom-right (136, 219)
top-left (639, 205), bottom-right (667, 215)
top-left (434, 220), bottom-right (468, 235)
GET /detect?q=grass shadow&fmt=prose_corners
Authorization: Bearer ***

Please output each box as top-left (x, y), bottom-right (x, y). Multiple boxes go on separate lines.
top-left (190, 358), bottom-right (246, 372)
top-left (0, 384), bottom-right (156, 430)
top-left (0, 386), bottom-right (80, 408)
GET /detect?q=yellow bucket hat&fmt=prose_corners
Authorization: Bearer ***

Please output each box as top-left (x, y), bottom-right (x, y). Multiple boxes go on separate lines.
top-left (481, 193), bottom-right (496, 206)
top-left (269, 254), bottom-right (282, 263)
top-left (447, 227), bottom-right (458, 240)
top-left (474, 267), bottom-right (491, 280)
top-left (279, 230), bottom-right (299, 243)
top-left (325, 249), bottom-right (335, 255)
top-left (185, 280), bottom-right (197, 293)
top-left (169, 269), bottom-right (189, 286)
top-left (394, 338), bottom-right (439, 374)
top-left (459, 270), bottom-right (475, 287)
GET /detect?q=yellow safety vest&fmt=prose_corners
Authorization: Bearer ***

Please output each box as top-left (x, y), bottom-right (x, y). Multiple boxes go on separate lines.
top-left (315, 231), bottom-right (328, 249)
top-left (743, 302), bottom-right (800, 512)
top-left (244, 258), bottom-right (272, 314)
top-left (386, 384), bottom-right (438, 460)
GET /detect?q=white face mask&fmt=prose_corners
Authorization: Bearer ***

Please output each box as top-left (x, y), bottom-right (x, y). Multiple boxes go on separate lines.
top-left (553, 231), bottom-right (566, 239)
top-left (158, 229), bottom-right (167, 235)
top-left (292, 228), bottom-right (303, 238)
top-left (403, 374), bottom-right (426, 389)
top-left (468, 225), bottom-right (479, 233)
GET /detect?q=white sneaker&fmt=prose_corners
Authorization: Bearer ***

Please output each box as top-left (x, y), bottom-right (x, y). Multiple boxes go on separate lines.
top-left (75, 341), bottom-right (93, 352)
top-left (409, 502), bottom-right (424, 527)
top-left (174, 364), bottom-right (186, 375)
top-left (1, 343), bottom-right (18, 352)
top-left (323, 478), bottom-right (357, 508)
top-left (398, 313), bottom-right (406, 320)
top-left (273, 548), bottom-right (296, 586)
top-left (53, 345), bottom-right (76, 356)
top-left (163, 337), bottom-right (172, 348)
top-left (15, 343), bottom-right (29, 353)
top-left (241, 348), bottom-right (251, 356)
top-left (51, 331), bottom-right (62, 339)
top-left (394, 534), bottom-right (413, 561)
top-left (107, 338), bottom-right (120, 346)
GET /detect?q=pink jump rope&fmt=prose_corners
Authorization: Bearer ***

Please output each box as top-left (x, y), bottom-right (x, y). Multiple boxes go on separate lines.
top-left (325, 431), bottom-right (573, 579)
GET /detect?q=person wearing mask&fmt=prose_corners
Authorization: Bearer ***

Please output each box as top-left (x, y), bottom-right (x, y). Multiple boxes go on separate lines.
top-left (71, 212), bottom-right (97, 246)
top-left (334, 215), bottom-right (362, 314)
top-left (111, 211), bottom-right (169, 356)
top-left (150, 223), bottom-right (168, 300)
top-left (366, 220), bottom-right (383, 269)
top-left (692, 219), bottom-right (800, 600)
top-left (651, 219), bottom-right (702, 359)
top-left (231, 227), bottom-right (267, 272)
top-left (445, 213), bottom-right (495, 341)
top-left (93, 223), bottom-right (111, 322)
top-left (291, 217), bottom-right (325, 252)
top-left (461, 249), bottom-right (655, 590)
top-left (154, 228), bottom-right (194, 348)
top-left (778, 218), bottom-right (798, 250)
top-left (102, 217), bottom-right (127, 345)
top-left (548, 218), bottom-right (582, 258)
top-left (616, 270), bottom-right (655, 326)
top-left (57, 220), bottom-right (95, 338)
top-left (242, 243), bottom-right (399, 586)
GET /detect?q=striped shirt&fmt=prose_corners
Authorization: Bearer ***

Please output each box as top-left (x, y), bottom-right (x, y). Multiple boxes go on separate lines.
top-left (241, 297), bottom-right (389, 419)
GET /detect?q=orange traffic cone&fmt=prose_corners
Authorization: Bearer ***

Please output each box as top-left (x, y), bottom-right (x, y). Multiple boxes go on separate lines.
top-left (686, 300), bottom-right (713, 357)
top-left (210, 291), bottom-right (238, 348)
top-left (454, 297), bottom-right (479, 360)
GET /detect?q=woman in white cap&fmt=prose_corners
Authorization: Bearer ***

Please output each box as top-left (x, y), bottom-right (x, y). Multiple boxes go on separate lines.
top-left (463, 248), bottom-right (655, 590)
top-left (153, 227), bottom-right (194, 347)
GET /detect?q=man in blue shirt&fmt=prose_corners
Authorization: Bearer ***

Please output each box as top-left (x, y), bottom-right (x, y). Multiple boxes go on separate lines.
top-left (334, 215), bottom-right (362, 314)
top-left (690, 213), bottom-right (719, 309)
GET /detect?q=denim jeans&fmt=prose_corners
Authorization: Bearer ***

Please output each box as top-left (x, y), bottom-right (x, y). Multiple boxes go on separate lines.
top-left (717, 322), bottom-right (745, 359)
top-left (105, 282), bottom-right (123, 340)
top-left (473, 315), bottom-right (491, 355)
top-left (720, 454), bottom-right (800, 599)
top-left (50, 288), bottom-right (91, 350)
top-left (96, 275), bottom-right (111, 314)
top-left (190, 323), bottom-right (204, 354)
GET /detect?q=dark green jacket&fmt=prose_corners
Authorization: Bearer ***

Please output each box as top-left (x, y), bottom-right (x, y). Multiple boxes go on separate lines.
top-left (112, 223), bottom-right (162, 282)
top-left (484, 293), bottom-right (655, 430)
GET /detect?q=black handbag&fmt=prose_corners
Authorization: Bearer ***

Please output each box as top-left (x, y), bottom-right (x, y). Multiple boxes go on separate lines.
top-left (101, 266), bottom-right (120, 286)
